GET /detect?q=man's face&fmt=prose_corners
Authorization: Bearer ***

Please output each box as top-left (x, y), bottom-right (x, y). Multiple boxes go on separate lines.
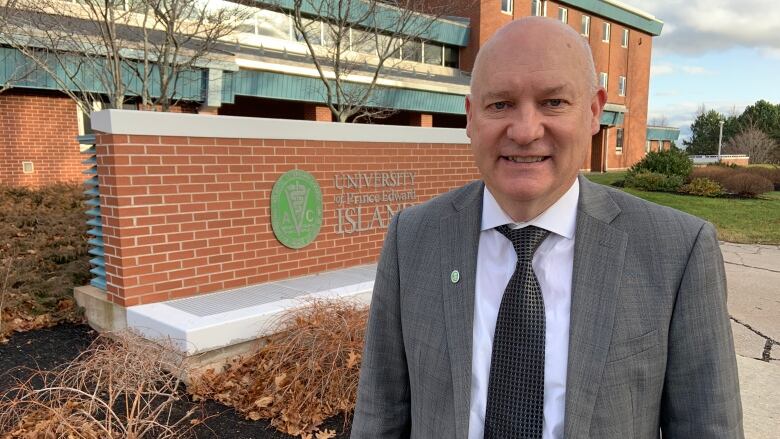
top-left (466, 22), bottom-right (605, 220)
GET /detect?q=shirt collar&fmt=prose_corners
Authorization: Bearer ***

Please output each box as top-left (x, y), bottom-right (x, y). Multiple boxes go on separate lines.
top-left (481, 178), bottom-right (579, 240)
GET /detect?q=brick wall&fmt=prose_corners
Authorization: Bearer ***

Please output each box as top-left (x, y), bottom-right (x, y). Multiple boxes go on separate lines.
top-left (95, 130), bottom-right (480, 306)
top-left (0, 90), bottom-right (82, 187)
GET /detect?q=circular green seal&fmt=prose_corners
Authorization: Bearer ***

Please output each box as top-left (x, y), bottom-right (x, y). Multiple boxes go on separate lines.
top-left (270, 170), bottom-right (323, 249)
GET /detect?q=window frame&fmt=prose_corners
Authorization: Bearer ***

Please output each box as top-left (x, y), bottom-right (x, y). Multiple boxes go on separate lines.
top-left (621, 28), bottom-right (629, 47)
top-left (581, 15), bottom-right (590, 37)
top-left (558, 7), bottom-right (568, 24)
top-left (602, 22), bottom-right (611, 43)
top-left (618, 75), bottom-right (627, 96)
top-left (599, 72), bottom-right (608, 90)
top-left (531, 0), bottom-right (544, 16)
top-left (616, 128), bottom-right (624, 154)
top-left (501, 0), bottom-right (513, 14)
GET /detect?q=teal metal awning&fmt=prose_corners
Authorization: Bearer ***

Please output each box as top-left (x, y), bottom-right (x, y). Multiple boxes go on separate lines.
top-left (600, 110), bottom-right (625, 126)
top-left (0, 47), bottom-right (205, 101)
top-left (559, 0), bottom-right (663, 35)
top-left (252, 0), bottom-right (470, 46)
top-left (646, 126), bottom-right (680, 141)
top-left (222, 69), bottom-right (467, 115)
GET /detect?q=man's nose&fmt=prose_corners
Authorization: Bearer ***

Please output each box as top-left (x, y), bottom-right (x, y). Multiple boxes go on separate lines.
top-left (506, 104), bottom-right (544, 145)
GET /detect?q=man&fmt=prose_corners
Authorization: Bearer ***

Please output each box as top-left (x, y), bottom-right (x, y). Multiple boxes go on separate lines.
top-left (352, 17), bottom-right (742, 439)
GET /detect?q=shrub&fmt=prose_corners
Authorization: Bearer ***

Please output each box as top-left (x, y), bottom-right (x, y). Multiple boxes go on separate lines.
top-left (722, 173), bottom-right (774, 197)
top-left (745, 166), bottom-right (780, 190)
top-left (678, 178), bottom-right (724, 197)
top-left (624, 171), bottom-right (685, 192)
top-left (191, 299), bottom-right (368, 437)
top-left (0, 331), bottom-right (196, 438)
top-left (690, 166), bottom-right (736, 184)
top-left (629, 149), bottom-right (693, 178)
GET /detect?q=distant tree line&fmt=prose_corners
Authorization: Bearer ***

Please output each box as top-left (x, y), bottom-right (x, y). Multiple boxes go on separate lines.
top-left (684, 100), bottom-right (780, 164)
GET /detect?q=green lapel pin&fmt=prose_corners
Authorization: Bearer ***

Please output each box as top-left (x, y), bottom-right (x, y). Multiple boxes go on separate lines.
top-left (450, 270), bottom-right (460, 284)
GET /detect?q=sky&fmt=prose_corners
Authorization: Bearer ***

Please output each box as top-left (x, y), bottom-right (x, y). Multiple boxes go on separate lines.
top-left (625, 0), bottom-right (780, 141)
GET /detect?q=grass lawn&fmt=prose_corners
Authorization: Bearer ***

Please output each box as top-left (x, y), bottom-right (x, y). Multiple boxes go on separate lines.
top-left (583, 172), bottom-right (780, 245)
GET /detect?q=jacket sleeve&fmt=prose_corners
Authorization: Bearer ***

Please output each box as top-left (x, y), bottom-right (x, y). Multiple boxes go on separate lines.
top-left (351, 213), bottom-right (411, 438)
top-left (660, 222), bottom-right (744, 438)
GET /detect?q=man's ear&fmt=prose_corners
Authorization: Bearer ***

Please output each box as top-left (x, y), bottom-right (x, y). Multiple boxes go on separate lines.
top-left (465, 94), bottom-right (473, 138)
top-left (590, 88), bottom-right (607, 135)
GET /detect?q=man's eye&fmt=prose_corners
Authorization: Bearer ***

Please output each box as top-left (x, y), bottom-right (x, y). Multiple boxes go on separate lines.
top-left (490, 102), bottom-right (509, 110)
top-left (546, 99), bottom-right (564, 107)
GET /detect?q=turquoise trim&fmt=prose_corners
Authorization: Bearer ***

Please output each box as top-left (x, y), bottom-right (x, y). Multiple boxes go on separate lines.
top-left (80, 134), bottom-right (106, 291)
top-left (600, 110), bottom-right (624, 126)
top-left (0, 47), bottom-right (206, 101)
top-left (223, 70), bottom-right (466, 114)
top-left (560, 1), bottom-right (663, 35)
top-left (90, 278), bottom-right (107, 290)
top-left (252, 0), bottom-right (470, 46)
top-left (646, 127), bottom-right (680, 141)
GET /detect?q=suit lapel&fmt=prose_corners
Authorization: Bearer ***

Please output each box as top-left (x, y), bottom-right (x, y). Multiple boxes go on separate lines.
top-left (440, 181), bottom-right (483, 439)
top-left (564, 176), bottom-right (628, 438)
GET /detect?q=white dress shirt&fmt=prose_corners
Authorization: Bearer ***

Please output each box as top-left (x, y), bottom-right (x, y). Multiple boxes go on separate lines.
top-left (468, 179), bottom-right (579, 439)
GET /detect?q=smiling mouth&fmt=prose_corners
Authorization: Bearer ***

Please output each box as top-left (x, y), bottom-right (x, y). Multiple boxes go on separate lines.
top-left (502, 156), bottom-right (549, 163)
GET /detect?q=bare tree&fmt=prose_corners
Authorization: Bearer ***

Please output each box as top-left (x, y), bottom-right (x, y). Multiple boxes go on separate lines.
top-left (0, 0), bottom-right (140, 112)
top-left (0, 0), bottom-right (249, 113)
top-left (649, 115), bottom-right (668, 127)
top-left (723, 123), bottom-right (779, 164)
top-left (135, 0), bottom-right (251, 111)
top-left (289, 0), bottom-right (466, 122)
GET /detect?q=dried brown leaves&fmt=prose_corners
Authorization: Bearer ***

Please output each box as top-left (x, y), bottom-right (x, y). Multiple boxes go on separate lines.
top-left (0, 184), bottom-right (89, 342)
top-left (190, 299), bottom-right (369, 438)
top-left (0, 331), bottom-right (196, 438)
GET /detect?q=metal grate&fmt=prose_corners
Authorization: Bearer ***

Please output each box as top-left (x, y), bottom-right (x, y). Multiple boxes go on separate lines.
top-left (79, 134), bottom-right (105, 290)
top-left (166, 264), bottom-right (377, 317)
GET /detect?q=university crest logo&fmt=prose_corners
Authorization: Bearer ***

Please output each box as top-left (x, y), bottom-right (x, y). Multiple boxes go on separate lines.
top-left (270, 170), bottom-right (323, 249)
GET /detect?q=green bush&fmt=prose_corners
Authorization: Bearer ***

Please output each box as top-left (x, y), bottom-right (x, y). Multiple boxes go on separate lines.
top-left (678, 178), bottom-right (724, 197)
top-left (629, 149), bottom-right (693, 178)
top-left (722, 173), bottom-right (774, 198)
top-left (624, 171), bottom-right (685, 192)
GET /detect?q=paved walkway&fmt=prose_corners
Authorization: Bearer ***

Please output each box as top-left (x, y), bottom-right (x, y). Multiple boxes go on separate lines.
top-left (720, 243), bottom-right (779, 438)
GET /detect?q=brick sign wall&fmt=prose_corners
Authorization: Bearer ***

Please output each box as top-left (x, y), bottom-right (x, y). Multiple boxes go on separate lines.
top-left (93, 111), bottom-right (478, 306)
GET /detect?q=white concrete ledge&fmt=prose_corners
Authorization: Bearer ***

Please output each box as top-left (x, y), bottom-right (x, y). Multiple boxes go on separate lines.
top-left (91, 109), bottom-right (471, 144)
top-left (126, 264), bottom-right (376, 355)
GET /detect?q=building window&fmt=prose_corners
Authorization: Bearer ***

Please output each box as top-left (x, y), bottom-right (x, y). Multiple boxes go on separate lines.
top-left (531, 0), bottom-right (542, 16)
top-left (645, 140), bottom-right (651, 153)
top-left (444, 45), bottom-right (459, 68)
top-left (581, 15), bottom-right (590, 36)
top-left (501, 0), bottom-right (513, 14)
top-left (599, 72), bottom-right (608, 90)
top-left (618, 76), bottom-right (626, 96)
top-left (558, 7), bottom-right (568, 24)
top-left (602, 22), bottom-right (611, 43)
top-left (423, 42), bottom-right (443, 65)
top-left (622, 28), bottom-right (629, 47)
top-left (616, 128), bottom-right (624, 153)
top-left (402, 39), bottom-right (423, 63)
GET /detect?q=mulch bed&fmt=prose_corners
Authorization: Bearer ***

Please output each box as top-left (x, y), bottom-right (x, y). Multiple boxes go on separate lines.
top-left (0, 323), bottom-right (352, 438)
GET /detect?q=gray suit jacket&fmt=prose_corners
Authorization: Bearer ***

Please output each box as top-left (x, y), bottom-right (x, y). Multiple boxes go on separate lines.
top-left (351, 175), bottom-right (743, 439)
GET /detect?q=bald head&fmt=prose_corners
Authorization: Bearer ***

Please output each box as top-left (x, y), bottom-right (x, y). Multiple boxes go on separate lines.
top-left (471, 17), bottom-right (597, 95)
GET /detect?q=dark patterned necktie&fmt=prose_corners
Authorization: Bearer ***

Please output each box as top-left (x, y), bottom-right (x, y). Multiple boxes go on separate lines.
top-left (484, 225), bottom-right (550, 439)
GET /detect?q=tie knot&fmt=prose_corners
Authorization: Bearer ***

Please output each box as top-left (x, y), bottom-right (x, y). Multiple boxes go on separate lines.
top-left (496, 225), bottom-right (550, 261)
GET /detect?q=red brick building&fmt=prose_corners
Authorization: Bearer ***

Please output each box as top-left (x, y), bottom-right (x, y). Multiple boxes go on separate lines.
top-left (0, 0), bottom-right (668, 187)
top-left (458, 0), bottom-right (665, 171)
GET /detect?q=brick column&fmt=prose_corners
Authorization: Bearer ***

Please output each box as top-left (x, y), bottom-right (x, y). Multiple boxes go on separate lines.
top-left (409, 113), bottom-right (433, 127)
top-left (304, 104), bottom-right (333, 122)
